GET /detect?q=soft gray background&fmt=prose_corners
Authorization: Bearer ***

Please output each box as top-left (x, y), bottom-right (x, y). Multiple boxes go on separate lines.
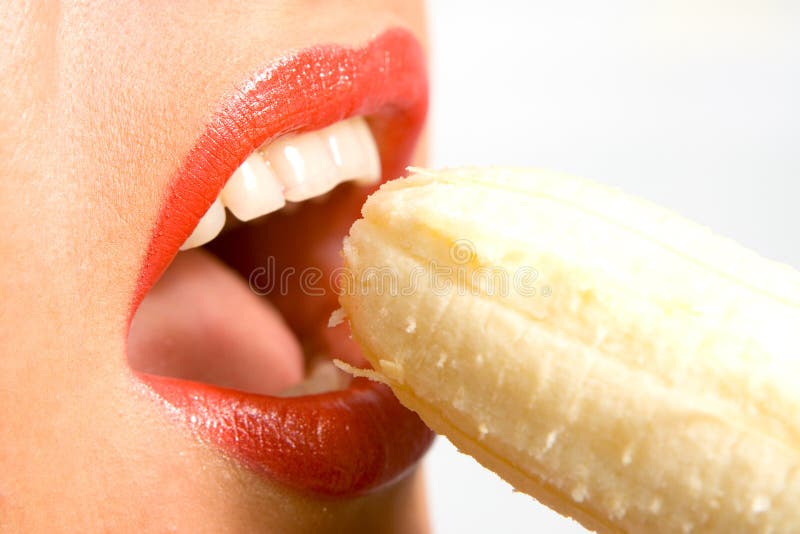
top-left (424, 1), bottom-right (799, 532)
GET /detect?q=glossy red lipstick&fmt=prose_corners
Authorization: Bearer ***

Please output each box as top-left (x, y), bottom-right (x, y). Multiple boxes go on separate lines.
top-left (131, 28), bottom-right (433, 497)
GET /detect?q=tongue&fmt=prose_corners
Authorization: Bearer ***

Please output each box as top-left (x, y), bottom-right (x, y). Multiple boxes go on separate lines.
top-left (128, 249), bottom-right (304, 395)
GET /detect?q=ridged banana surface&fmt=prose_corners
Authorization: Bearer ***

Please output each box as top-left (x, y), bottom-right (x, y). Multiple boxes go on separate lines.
top-left (338, 167), bottom-right (800, 533)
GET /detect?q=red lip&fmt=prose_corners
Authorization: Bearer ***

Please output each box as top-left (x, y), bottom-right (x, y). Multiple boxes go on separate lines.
top-left (130, 28), bottom-right (433, 497)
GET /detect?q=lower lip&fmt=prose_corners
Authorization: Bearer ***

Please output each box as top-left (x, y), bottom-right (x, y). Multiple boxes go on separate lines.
top-left (131, 28), bottom-right (433, 497)
top-left (141, 374), bottom-right (434, 496)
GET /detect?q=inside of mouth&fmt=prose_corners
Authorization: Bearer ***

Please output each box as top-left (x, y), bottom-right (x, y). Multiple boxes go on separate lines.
top-left (127, 118), bottom-right (381, 397)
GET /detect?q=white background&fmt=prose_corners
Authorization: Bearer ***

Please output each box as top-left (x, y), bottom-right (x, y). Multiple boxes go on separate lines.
top-left (424, 1), bottom-right (800, 532)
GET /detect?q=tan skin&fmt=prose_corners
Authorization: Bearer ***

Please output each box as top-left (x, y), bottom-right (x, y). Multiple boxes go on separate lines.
top-left (0, 2), bottom-right (429, 532)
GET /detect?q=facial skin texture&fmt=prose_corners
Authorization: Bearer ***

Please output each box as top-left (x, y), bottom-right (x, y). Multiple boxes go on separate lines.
top-left (0, 2), bottom-right (428, 532)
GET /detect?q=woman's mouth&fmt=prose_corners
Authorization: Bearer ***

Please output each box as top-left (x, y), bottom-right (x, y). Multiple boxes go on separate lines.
top-left (126, 28), bottom-right (433, 497)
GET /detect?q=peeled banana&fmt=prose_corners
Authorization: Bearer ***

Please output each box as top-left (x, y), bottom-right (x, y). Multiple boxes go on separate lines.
top-left (338, 167), bottom-right (800, 533)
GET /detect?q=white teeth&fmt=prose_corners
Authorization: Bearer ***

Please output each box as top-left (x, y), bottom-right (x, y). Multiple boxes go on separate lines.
top-left (219, 152), bottom-right (285, 222)
top-left (179, 198), bottom-right (225, 251)
top-left (179, 115), bottom-right (381, 250)
top-left (263, 116), bottom-right (382, 202)
top-left (320, 116), bottom-right (382, 186)
top-left (264, 129), bottom-right (340, 202)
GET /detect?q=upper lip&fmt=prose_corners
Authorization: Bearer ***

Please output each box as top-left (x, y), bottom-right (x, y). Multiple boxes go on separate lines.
top-left (128, 28), bottom-right (433, 497)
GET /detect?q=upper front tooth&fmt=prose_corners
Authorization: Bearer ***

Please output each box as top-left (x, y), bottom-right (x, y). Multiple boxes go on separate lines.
top-left (180, 198), bottom-right (225, 251)
top-left (178, 116), bottom-right (381, 251)
top-left (321, 116), bottom-right (382, 185)
top-left (263, 116), bottom-right (382, 202)
top-left (264, 131), bottom-right (339, 202)
top-left (220, 152), bottom-right (286, 222)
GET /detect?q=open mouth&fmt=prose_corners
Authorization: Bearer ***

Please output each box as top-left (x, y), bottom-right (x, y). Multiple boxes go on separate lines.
top-left (126, 28), bottom-right (434, 497)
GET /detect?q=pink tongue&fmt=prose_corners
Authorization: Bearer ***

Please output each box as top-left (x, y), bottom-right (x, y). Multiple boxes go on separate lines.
top-left (127, 249), bottom-right (304, 395)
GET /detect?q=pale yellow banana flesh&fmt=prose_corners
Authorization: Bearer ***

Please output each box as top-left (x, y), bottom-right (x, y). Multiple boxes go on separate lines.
top-left (338, 167), bottom-right (800, 534)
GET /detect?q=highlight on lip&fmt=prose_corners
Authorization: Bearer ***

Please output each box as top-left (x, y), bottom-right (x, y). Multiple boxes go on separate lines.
top-left (126, 27), bottom-right (433, 497)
